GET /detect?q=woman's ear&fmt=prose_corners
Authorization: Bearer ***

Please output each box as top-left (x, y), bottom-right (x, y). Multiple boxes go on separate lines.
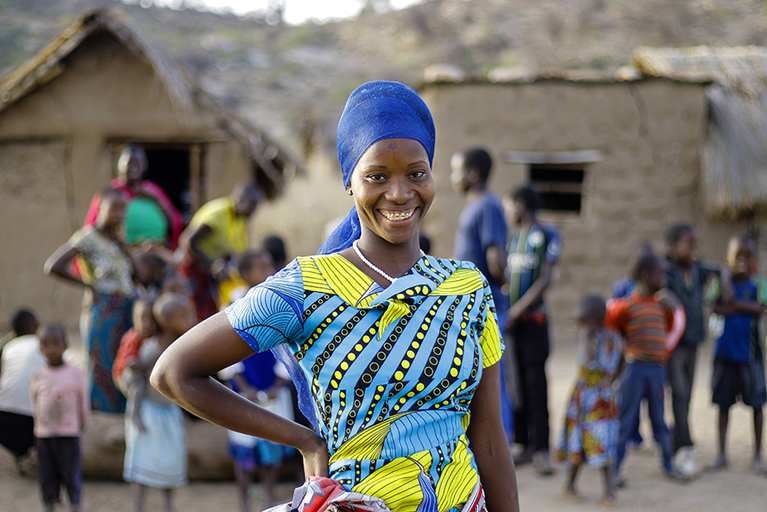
top-left (346, 187), bottom-right (353, 196)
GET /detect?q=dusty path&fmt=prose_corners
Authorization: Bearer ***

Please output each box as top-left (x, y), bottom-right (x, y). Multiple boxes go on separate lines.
top-left (2, 339), bottom-right (765, 512)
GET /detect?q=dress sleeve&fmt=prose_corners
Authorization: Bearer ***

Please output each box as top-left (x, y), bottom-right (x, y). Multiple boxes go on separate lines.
top-left (477, 278), bottom-right (504, 368)
top-left (69, 228), bottom-right (90, 253)
top-left (224, 260), bottom-right (305, 353)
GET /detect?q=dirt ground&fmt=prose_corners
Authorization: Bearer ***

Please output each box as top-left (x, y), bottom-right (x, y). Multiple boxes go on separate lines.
top-left (2, 339), bottom-right (766, 512)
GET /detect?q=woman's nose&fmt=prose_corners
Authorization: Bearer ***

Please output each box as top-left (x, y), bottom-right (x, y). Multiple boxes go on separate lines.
top-left (386, 176), bottom-right (414, 203)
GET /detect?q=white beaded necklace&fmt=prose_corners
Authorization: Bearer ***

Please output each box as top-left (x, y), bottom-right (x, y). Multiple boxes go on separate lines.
top-left (352, 240), bottom-right (425, 283)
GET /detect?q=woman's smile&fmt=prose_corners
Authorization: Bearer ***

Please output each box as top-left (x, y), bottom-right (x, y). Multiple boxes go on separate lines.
top-left (379, 208), bottom-right (416, 222)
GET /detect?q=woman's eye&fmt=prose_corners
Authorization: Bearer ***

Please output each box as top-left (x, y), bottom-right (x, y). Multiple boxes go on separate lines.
top-left (410, 170), bottom-right (426, 179)
top-left (367, 174), bottom-right (386, 182)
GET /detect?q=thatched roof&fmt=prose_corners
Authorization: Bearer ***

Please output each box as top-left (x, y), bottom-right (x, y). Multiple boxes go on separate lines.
top-left (632, 46), bottom-right (767, 219)
top-left (0, 8), bottom-right (303, 199)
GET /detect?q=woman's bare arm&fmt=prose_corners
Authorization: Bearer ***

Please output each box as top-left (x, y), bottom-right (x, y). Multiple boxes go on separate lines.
top-left (44, 244), bottom-right (89, 289)
top-left (466, 362), bottom-right (519, 512)
top-left (150, 312), bottom-right (329, 477)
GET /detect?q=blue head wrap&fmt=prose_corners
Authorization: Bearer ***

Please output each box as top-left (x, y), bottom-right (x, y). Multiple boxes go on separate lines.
top-left (317, 81), bottom-right (435, 255)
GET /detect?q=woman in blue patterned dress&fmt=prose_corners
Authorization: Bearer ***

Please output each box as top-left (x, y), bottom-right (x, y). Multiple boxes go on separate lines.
top-left (151, 81), bottom-right (518, 512)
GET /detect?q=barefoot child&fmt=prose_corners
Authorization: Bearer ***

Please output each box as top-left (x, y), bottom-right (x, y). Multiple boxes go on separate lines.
top-left (707, 234), bottom-right (767, 473)
top-left (31, 325), bottom-right (89, 512)
top-left (606, 253), bottom-right (689, 485)
top-left (123, 294), bottom-right (194, 512)
top-left (113, 299), bottom-right (157, 432)
top-left (557, 295), bottom-right (623, 506)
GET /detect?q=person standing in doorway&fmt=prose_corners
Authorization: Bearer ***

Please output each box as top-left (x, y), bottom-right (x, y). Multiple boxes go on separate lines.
top-left (504, 185), bottom-right (561, 476)
top-left (84, 144), bottom-right (182, 249)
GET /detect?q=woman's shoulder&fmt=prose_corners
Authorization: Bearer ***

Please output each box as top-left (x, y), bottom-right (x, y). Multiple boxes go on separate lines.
top-left (69, 226), bottom-right (98, 244)
top-left (433, 257), bottom-right (489, 283)
top-left (443, 257), bottom-right (480, 271)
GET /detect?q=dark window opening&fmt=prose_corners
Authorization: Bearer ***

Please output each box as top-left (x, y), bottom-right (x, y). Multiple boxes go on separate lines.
top-left (528, 163), bottom-right (585, 213)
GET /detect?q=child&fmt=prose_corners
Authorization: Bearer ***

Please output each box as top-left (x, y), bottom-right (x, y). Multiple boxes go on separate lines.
top-left (611, 241), bottom-right (654, 300)
top-left (123, 293), bottom-right (194, 512)
top-left (707, 235), bottom-right (767, 473)
top-left (0, 309), bottom-right (44, 474)
top-left (222, 353), bottom-right (295, 511)
top-left (557, 295), bottom-right (623, 506)
top-left (218, 252), bottom-right (293, 511)
top-left (31, 325), bottom-right (90, 512)
top-left (664, 223), bottom-right (731, 474)
top-left (606, 253), bottom-right (689, 485)
top-left (610, 241), bottom-right (654, 451)
top-left (220, 251), bottom-right (275, 305)
top-left (113, 299), bottom-right (157, 432)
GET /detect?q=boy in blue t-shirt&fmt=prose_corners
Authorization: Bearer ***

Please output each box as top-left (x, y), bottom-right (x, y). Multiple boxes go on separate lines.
top-left (707, 235), bottom-right (767, 473)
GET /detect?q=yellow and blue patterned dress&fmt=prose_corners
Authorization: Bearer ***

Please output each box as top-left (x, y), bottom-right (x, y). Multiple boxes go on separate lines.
top-left (225, 253), bottom-right (503, 512)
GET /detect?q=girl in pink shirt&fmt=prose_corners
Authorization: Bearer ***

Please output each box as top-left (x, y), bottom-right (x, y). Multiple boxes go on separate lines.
top-left (31, 325), bottom-right (89, 512)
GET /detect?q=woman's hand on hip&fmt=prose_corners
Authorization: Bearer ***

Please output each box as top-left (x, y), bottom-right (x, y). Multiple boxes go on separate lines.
top-left (299, 433), bottom-right (330, 478)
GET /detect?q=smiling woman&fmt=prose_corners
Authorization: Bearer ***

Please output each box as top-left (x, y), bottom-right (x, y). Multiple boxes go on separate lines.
top-left (150, 81), bottom-right (519, 512)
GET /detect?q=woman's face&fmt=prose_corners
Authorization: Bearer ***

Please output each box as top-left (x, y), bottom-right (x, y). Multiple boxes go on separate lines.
top-left (117, 149), bottom-right (147, 186)
top-left (347, 138), bottom-right (434, 247)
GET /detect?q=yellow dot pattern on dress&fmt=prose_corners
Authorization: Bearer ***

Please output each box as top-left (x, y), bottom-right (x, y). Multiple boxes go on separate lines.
top-left (270, 255), bottom-right (504, 511)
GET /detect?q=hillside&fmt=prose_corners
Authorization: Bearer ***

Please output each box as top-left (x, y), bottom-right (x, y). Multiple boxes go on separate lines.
top-left (2, 0), bottom-right (766, 164)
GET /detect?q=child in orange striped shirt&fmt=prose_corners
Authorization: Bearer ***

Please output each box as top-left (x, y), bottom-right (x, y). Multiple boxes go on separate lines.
top-left (606, 253), bottom-right (688, 487)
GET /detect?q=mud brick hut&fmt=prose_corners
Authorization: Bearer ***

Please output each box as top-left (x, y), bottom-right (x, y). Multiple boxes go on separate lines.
top-left (419, 46), bottom-right (767, 341)
top-left (0, 9), bottom-right (302, 331)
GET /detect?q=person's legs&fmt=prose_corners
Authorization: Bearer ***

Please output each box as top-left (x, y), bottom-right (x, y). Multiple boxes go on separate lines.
top-left (163, 488), bottom-right (176, 512)
top-left (132, 482), bottom-right (147, 512)
top-left (56, 437), bottom-right (83, 510)
top-left (37, 438), bottom-right (60, 510)
top-left (260, 465), bottom-right (278, 507)
top-left (644, 365), bottom-right (682, 480)
top-left (710, 359), bottom-right (736, 469)
top-left (0, 411), bottom-right (36, 473)
top-left (562, 463), bottom-right (581, 500)
top-left (516, 321), bottom-right (552, 474)
top-left (511, 328), bottom-right (531, 461)
top-left (601, 466), bottom-right (617, 505)
top-left (709, 406), bottom-right (730, 469)
top-left (234, 463), bottom-right (252, 512)
top-left (616, 363), bottom-right (643, 481)
top-left (667, 345), bottom-right (696, 453)
top-left (753, 407), bottom-right (764, 472)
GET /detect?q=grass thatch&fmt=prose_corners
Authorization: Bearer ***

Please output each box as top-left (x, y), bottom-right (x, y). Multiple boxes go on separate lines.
top-left (632, 46), bottom-right (767, 218)
top-left (0, 8), bottom-right (303, 199)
